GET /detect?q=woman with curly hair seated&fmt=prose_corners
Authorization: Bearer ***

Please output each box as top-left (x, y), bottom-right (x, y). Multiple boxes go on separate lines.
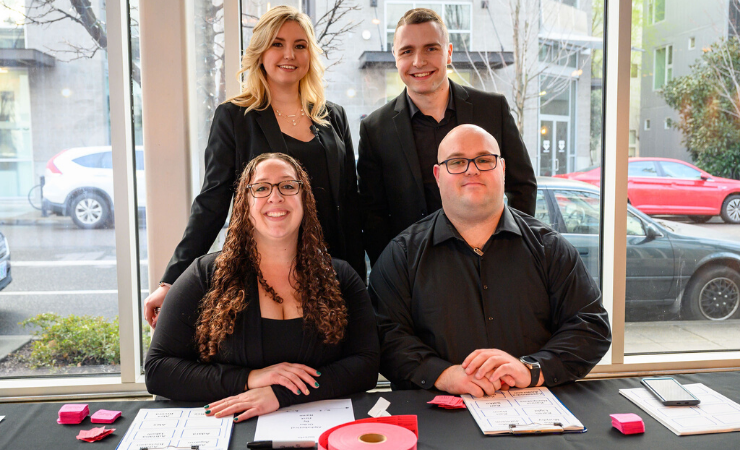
top-left (144, 153), bottom-right (379, 422)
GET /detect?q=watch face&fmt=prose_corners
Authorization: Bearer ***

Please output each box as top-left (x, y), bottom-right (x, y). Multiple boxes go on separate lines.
top-left (520, 357), bottom-right (539, 368)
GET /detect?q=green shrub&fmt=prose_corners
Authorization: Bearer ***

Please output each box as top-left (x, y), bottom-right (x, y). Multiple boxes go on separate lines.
top-left (20, 313), bottom-right (120, 368)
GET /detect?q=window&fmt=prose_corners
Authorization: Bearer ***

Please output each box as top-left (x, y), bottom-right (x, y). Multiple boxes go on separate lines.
top-left (628, 161), bottom-right (659, 177)
top-left (660, 161), bottom-right (702, 179)
top-left (626, 213), bottom-right (645, 236)
top-left (647, 0), bottom-right (666, 24)
top-left (644, 119), bottom-right (651, 130)
top-left (628, 130), bottom-right (637, 156)
top-left (539, 41), bottom-right (578, 68)
top-left (688, 36), bottom-right (696, 49)
top-left (385, 2), bottom-right (472, 51)
top-left (554, 189), bottom-right (600, 235)
top-left (631, 63), bottom-right (639, 77)
top-left (653, 45), bottom-right (673, 90)
top-left (664, 117), bottom-right (671, 129)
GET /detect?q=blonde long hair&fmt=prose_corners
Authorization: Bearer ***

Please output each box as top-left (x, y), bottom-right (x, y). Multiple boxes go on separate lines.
top-left (229, 6), bottom-right (328, 126)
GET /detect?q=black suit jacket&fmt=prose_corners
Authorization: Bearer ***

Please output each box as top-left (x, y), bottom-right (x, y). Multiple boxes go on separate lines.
top-left (357, 80), bottom-right (538, 264)
top-left (161, 101), bottom-right (366, 284)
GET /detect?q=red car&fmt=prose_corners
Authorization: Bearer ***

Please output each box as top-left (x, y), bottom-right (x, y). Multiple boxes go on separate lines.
top-left (555, 157), bottom-right (740, 224)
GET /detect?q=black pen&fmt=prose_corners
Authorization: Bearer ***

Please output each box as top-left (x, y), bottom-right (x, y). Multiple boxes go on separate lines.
top-left (247, 440), bottom-right (316, 449)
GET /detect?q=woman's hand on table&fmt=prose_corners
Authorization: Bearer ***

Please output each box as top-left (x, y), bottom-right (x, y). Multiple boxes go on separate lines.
top-left (205, 387), bottom-right (280, 422)
top-left (247, 362), bottom-right (321, 395)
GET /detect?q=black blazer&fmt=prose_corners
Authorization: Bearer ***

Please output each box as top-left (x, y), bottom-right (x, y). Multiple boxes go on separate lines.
top-left (161, 101), bottom-right (366, 284)
top-left (146, 253), bottom-right (379, 406)
top-left (357, 80), bottom-right (538, 264)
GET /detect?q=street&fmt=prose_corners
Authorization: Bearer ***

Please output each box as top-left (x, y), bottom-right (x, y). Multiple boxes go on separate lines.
top-left (0, 213), bottom-right (739, 355)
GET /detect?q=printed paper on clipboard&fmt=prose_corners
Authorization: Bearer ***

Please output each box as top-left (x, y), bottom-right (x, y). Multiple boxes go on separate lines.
top-left (462, 387), bottom-right (586, 436)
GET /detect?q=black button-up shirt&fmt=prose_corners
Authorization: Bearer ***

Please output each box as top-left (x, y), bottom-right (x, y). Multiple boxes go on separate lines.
top-left (407, 90), bottom-right (458, 214)
top-left (369, 207), bottom-right (611, 389)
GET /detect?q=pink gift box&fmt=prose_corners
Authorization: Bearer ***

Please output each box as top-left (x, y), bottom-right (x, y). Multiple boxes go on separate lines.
top-left (90, 409), bottom-right (122, 424)
top-left (610, 413), bottom-right (645, 434)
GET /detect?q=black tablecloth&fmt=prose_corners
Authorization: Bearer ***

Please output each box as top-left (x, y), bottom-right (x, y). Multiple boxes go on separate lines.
top-left (1, 372), bottom-right (739, 449)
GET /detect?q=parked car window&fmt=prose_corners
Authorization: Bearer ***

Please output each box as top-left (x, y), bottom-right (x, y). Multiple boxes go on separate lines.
top-left (626, 212), bottom-right (646, 236)
top-left (534, 189), bottom-right (552, 226)
top-left (135, 150), bottom-right (145, 171)
top-left (100, 151), bottom-right (113, 169)
top-left (628, 161), bottom-right (659, 177)
top-left (660, 161), bottom-right (702, 179)
top-left (553, 190), bottom-right (600, 234)
top-left (72, 153), bottom-right (104, 168)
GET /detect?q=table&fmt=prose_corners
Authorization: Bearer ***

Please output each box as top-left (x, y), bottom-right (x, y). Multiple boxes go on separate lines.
top-left (1, 371), bottom-right (739, 449)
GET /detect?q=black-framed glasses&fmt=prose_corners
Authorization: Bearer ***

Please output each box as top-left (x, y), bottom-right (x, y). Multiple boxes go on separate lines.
top-left (247, 180), bottom-right (303, 198)
top-left (437, 154), bottom-right (503, 174)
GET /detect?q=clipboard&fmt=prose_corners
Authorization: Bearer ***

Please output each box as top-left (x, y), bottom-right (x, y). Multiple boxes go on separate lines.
top-left (462, 387), bottom-right (586, 436)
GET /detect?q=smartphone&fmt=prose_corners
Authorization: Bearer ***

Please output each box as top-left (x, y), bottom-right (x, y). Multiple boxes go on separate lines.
top-left (641, 377), bottom-right (701, 406)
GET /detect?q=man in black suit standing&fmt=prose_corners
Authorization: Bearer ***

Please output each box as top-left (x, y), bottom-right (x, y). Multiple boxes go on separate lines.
top-left (358, 8), bottom-right (537, 265)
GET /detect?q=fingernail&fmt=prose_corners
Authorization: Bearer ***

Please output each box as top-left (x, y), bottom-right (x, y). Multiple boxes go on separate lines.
top-left (205, 410), bottom-right (211, 414)
top-left (316, 371), bottom-right (321, 376)
top-left (315, 382), bottom-right (320, 388)
top-left (234, 417), bottom-right (239, 422)
top-left (296, 390), bottom-right (301, 395)
top-left (203, 404), bottom-right (209, 409)
top-left (304, 389), bottom-right (309, 395)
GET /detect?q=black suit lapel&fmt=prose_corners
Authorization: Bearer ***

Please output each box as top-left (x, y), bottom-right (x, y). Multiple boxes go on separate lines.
top-left (255, 106), bottom-right (289, 155)
top-left (451, 80), bottom-right (475, 126)
top-left (316, 120), bottom-right (342, 207)
top-left (392, 91), bottom-right (424, 194)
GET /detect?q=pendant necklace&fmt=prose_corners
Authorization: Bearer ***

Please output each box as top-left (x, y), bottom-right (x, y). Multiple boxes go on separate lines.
top-left (275, 107), bottom-right (305, 126)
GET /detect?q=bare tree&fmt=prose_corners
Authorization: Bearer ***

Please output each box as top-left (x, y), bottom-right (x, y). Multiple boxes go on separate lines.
top-left (313, 0), bottom-right (360, 66)
top-left (453, 0), bottom-right (589, 134)
top-left (1, 0), bottom-right (143, 86)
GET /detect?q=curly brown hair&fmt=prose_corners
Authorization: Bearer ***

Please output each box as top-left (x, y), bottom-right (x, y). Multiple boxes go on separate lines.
top-left (194, 153), bottom-right (348, 361)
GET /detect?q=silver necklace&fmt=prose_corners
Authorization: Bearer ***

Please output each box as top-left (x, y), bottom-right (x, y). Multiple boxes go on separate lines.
top-left (275, 107), bottom-right (305, 126)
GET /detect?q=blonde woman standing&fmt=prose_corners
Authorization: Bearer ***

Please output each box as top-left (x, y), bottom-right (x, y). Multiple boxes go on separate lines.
top-left (144, 6), bottom-right (364, 326)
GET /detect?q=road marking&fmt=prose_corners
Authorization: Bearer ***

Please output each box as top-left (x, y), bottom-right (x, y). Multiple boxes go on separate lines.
top-left (0, 289), bottom-right (149, 296)
top-left (11, 260), bottom-right (149, 267)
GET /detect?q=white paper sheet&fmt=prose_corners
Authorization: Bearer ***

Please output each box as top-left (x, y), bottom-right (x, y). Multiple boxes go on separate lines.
top-left (620, 383), bottom-right (740, 436)
top-left (254, 399), bottom-right (354, 442)
top-left (462, 387), bottom-right (585, 435)
top-left (116, 408), bottom-right (233, 450)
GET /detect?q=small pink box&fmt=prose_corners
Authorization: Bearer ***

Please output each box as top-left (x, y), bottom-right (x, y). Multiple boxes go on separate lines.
top-left (610, 413), bottom-right (645, 435)
top-left (57, 404), bottom-right (89, 424)
top-left (90, 409), bottom-right (122, 424)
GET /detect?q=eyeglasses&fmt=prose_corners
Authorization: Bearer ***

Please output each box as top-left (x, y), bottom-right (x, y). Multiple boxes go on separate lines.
top-left (437, 154), bottom-right (503, 174)
top-left (247, 180), bottom-right (303, 198)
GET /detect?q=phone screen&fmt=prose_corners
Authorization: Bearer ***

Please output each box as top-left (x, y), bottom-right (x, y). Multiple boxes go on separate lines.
top-left (641, 378), bottom-right (700, 405)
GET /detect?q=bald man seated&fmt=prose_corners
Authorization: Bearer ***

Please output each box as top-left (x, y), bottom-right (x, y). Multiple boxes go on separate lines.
top-left (370, 124), bottom-right (611, 396)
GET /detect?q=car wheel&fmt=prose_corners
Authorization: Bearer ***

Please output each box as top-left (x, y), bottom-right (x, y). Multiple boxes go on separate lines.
top-left (70, 192), bottom-right (111, 229)
top-left (720, 194), bottom-right (740, 224)
top-left (688, 215), bottom-right (712, 223)
top-left (683, 266), bottom-right (740, 320)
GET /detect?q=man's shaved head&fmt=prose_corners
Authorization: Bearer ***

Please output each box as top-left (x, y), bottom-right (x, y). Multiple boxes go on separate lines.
top-left (438, 124), bottom-right (501, 162)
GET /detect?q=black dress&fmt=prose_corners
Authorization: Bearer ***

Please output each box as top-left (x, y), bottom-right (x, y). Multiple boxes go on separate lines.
top-left (144, 252), bottom-right (379, 407)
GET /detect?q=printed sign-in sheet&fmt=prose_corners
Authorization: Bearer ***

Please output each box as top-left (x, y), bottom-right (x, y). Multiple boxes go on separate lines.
top-left (462, 387), bottom-right (585, 435)
top-left (116, 408), bottom-right (233, 450)
top-left (620, 383), bottom-right (740, 436)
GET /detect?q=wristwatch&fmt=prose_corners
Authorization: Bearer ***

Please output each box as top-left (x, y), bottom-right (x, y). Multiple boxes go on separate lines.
top-left (519, 356), bottom-right (541, 388)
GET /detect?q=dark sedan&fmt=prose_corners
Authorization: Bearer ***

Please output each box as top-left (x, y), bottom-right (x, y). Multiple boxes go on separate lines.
top-left (0, 230), bottom-right (11, 291)
top-left (535, 177), bottom-right (740, 321)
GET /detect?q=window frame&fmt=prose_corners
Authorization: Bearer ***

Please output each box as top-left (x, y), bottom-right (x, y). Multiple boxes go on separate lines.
top-left (653, 44), bottom-right (673, 91)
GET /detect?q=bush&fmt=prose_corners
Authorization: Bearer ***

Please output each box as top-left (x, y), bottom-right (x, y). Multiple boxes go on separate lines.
top-left (20, 313), bottom-right (120, 368)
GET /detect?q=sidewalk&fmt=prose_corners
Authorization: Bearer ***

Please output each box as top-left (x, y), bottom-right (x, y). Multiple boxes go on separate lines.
top-left (0, 335), bottom-right (32, 361)
top-left (625, 320), bottom-right (740, 354)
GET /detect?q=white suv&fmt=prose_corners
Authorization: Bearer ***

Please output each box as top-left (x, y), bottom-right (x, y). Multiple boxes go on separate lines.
top-left (43, 146), bottom-right (146, 229)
